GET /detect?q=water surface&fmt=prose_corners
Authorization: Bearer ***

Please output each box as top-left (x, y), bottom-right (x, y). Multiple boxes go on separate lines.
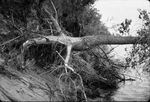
top-left (113, 69), bottom-right (150, 101)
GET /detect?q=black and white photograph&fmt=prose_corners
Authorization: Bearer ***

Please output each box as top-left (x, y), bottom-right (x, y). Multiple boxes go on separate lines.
top-left (0, 0), bottom-right (150, 101)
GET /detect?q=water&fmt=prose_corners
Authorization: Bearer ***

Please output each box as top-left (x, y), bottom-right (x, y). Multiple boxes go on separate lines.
top-left (112, 68), bottom-right (150, 101)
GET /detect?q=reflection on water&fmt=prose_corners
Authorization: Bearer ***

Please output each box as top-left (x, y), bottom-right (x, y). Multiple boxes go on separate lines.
top-left (112, 69), bottom-right (150, 101)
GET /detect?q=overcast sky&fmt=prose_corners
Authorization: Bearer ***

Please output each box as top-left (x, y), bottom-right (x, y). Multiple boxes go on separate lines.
top-left (94, 0), bottom-right (150, 60)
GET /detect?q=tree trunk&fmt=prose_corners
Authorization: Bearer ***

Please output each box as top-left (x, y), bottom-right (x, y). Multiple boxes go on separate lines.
top-left (23, 34), bottom-right (144, 51)
top-left (73, 35), bottom-right (143, 50)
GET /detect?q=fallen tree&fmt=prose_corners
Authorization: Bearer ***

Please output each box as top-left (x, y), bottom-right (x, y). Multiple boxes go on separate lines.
top-left (21, 6), bottom-right (146, 74)
top-left (0, 0), bottom-right (149, 101)
top-left (23, 34), bottom-right (143, 51)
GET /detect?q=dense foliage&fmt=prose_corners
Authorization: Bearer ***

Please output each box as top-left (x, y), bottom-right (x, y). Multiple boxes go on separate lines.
top-left (0, 0), bottom-right (122, 101)
top-left (125, 9), bottom-right (150, 72)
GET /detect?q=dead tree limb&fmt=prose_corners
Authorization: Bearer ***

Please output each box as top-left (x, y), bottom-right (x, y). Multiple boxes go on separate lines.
top-left (23, 35), bottom-right (145, 51)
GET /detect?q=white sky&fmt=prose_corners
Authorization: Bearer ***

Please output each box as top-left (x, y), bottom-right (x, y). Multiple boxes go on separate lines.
top-left (94, 0), bottom-right (150, 60)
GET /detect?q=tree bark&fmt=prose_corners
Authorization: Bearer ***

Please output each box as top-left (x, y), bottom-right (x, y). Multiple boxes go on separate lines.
top-left (23, 34), bottom-right (144, 51)
top-left (73, 35), bottom-right (143, 50)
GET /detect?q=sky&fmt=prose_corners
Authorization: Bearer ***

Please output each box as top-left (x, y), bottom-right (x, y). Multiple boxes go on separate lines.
top-left (94, 0), bottom-right (150, 60)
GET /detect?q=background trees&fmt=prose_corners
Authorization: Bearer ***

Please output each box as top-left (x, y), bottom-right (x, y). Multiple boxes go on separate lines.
top-left (0, 0), bottom-right (150, 101)
top-left (126, 9), bottom-right (150, 71)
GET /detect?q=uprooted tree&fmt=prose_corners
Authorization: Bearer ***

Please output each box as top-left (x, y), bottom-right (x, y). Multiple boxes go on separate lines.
top-left (0, 0), bottom-right (150, 101)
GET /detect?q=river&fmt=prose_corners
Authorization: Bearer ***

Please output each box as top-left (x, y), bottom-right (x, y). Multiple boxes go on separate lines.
top-left (112, 68), bottom-right (150, 101)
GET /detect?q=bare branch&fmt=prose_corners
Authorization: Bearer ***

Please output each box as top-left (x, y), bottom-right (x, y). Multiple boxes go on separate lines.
top-left (56, 51), bottom-right (65, 61)
top-left (0, 36), bottom-right (22, 47)
top-left (43, 6), bottom-right (65, 36)
top-left (49, 0), bottom-right (58, 20)
top-left (65, 45), bottom-right (74, 72)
